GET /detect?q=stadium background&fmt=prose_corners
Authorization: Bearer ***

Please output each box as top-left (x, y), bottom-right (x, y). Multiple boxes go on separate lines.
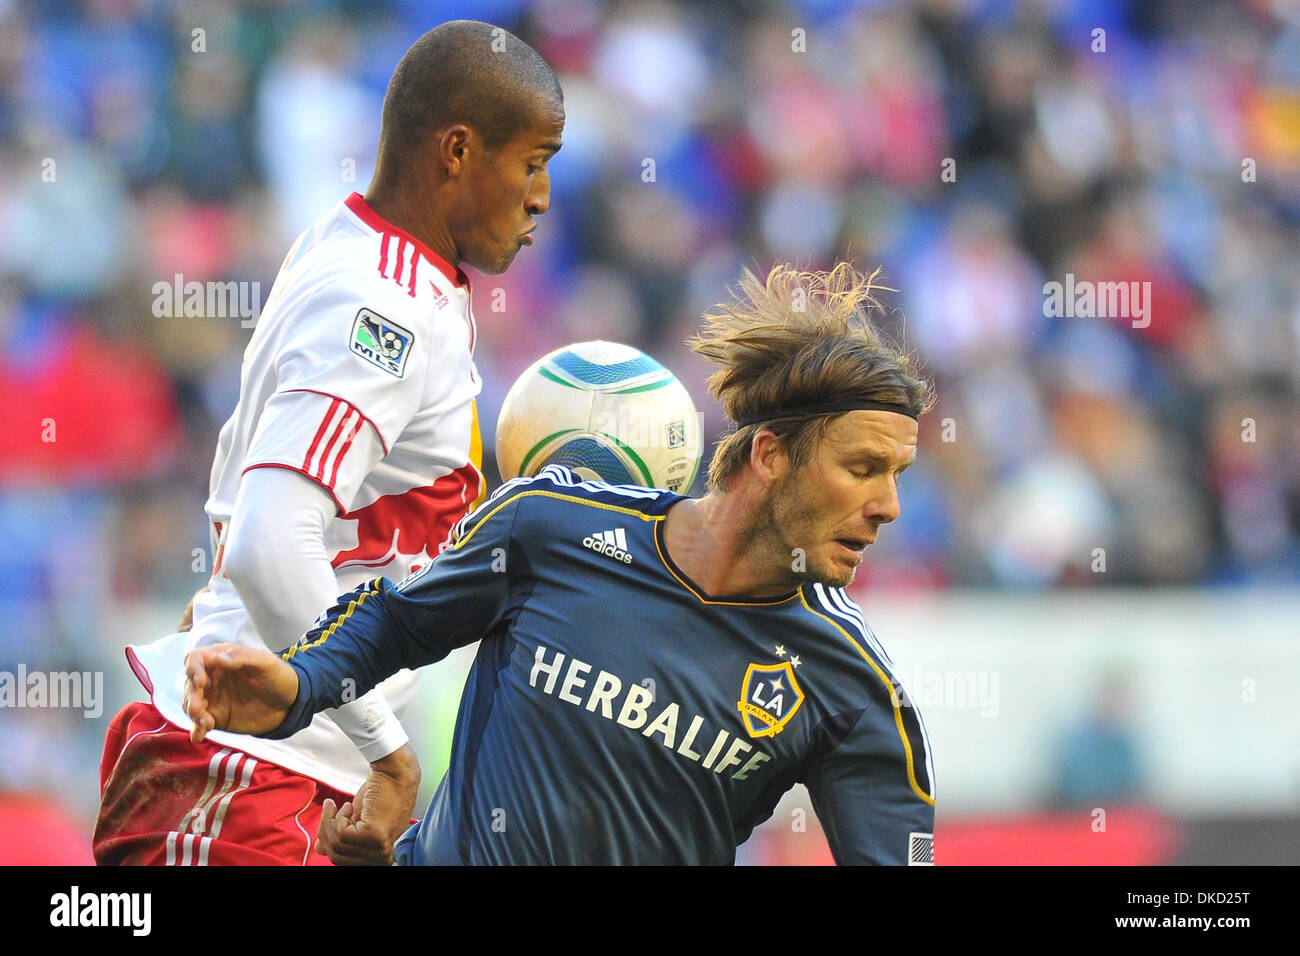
top-left (1, 0), bottom-right (1297, 865)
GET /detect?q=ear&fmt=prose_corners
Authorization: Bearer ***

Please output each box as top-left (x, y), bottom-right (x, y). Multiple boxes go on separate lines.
top-left (748, 428), bottom-right (789, 489)
top-left (437, 124), bottom-right (472, 178)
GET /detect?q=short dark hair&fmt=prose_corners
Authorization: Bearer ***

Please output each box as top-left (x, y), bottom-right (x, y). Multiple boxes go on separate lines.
top-left (379, 20), bottom-right (562, 168)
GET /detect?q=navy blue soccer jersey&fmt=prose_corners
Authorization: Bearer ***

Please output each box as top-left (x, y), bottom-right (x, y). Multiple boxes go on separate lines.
top-left (272, 465), bottom-right (936, 865)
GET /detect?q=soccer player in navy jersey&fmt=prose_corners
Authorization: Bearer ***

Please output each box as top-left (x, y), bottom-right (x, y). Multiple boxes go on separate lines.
top-left (182, 263), bottom-right (939, 865)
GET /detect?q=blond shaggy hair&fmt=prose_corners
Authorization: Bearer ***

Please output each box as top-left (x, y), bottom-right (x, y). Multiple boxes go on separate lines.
top-left (689, 262), bottom-right (934, 492)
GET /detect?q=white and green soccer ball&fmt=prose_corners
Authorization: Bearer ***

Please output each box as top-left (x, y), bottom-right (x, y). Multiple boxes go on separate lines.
top-left (496, 341), bottom-right (703, 492)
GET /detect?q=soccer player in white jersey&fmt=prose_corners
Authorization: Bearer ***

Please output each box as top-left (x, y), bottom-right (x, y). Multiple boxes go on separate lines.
top-left (93, 20), bottom-right (564, 866)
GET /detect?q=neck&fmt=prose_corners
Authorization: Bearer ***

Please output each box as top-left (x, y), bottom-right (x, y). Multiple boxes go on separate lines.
top-left (663, 487), bottom-right (798, 599)
top-left (364, 173), bottom-right (460, 268)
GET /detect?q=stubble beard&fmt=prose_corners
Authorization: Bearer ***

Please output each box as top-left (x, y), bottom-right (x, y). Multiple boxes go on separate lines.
top-left (772, 477), bottom-right (865, 590)
top-left (762, 479), bottom-right (860, 592)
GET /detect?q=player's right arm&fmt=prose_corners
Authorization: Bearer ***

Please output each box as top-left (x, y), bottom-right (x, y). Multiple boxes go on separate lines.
top-left (185, 473), bottom-right (536, 743)
top-left (804, 691), bottom-right (937, 865)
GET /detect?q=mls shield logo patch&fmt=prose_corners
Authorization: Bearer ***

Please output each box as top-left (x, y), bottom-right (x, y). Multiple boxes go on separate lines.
top-left (737, 661), bottom-right (805, 738)
top-left (351, 308), bottom-right (413, 377)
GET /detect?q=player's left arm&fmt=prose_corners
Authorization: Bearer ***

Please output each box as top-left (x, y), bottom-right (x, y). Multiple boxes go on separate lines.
top-left (803, 697), bottom-right (937, 866)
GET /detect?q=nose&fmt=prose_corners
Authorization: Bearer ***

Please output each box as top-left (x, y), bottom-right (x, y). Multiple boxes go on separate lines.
top-left (526, 168), bottom-right (551, 217)
top-left (866, 474), bottom-right (901, 525)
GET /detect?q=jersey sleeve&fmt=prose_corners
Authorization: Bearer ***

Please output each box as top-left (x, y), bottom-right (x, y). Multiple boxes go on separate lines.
top-left (803, 692), bottom-right (937, 866)
top-left (243, 275), bottom-right (435, 511)
top-left (267, 475), bottom-right (532, 738)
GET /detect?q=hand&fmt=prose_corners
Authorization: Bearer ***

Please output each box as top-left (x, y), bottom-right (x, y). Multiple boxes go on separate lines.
top-left (183, 643), bottom-right (299, 744)
top-left (316, 744), bottom-right (420, 866)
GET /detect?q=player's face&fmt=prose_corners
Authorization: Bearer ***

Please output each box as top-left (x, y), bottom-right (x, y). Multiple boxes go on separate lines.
top-left (456, 98), bottom-right (564, 275)
top-left (768, 410), bottom-right (918, 589)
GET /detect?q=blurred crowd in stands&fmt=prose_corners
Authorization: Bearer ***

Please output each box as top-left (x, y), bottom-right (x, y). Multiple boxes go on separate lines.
top-left (1, 0), bottom-right (1297, 829)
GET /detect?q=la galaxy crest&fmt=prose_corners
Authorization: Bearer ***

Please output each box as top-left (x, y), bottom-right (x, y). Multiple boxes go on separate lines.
top-left (737, 661), bottom-right (805, 738)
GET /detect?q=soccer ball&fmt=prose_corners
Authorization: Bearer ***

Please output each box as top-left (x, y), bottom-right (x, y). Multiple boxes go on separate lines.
top-left (495, 341), bottom-right (703, 492)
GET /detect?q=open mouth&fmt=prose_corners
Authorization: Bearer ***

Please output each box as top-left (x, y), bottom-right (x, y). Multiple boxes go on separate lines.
top-left (836, 538), bottom-right (869, 556)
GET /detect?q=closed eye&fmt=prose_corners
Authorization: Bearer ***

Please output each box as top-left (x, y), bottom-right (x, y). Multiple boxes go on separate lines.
top-left (850, 458), bottom-right (912, 481)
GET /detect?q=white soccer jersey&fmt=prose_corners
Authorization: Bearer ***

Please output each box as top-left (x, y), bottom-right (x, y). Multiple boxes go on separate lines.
top-left (128, 192), bottom-right (484, 793)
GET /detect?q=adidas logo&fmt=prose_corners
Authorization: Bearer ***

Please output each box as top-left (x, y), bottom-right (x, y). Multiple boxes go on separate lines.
top-left (583, 528), bottom-right (632, 565)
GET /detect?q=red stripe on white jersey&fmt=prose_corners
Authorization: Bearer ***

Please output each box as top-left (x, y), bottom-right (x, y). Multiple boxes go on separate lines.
top-left (381, 233), bottom-right (409, 288)
top-left (306, 401), bottom-right (349, 483)
top-left (317, 407), bottom-right (359, 487)
top-left (304, 398), bottom-right (342, 474)
top-left (346, 191), bottom-right (465, 288)
top-left (378, 232), bottom-right (423, 298)
top-left (327, 411), bottom-right (364, 491)
top-left (394, 237), bottom-right (409, 287)
top-left (283, 388), bottom-right (389, 455)
top-left (406, 244), bottom-right (419, 297)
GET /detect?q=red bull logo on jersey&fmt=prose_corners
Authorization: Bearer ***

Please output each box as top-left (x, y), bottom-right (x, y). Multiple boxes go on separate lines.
top-left (737, 661), bottom-right (805, 738)
top-left (351, 308), bottom-right (414, 377)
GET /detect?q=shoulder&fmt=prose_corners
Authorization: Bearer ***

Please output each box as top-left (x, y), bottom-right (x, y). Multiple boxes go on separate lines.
top-left (800, 583), bottom-right (937, 805)
top-left (800, 583), bottom-right (895, 666)
top-left (297, 234), bottom-right (438, 322)
top-left (450, 465), bottom-right (679, 545)
top-left (282, 203), bottom-right (466, 332)
top-left (266, 232), bottom-right (426, 354)
top-left (797, 582), bottom-right (906, 704)
top-left (269, 236), bottom-right (472, 382)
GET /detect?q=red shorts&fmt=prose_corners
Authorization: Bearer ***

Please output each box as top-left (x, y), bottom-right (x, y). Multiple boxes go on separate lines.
top-left (94, 701), bottom-right (352, 866)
